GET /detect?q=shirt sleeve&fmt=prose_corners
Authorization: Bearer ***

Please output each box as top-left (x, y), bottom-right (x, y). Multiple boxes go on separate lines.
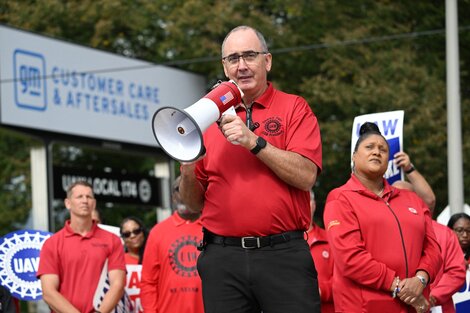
top-left (140, 227), bottom-right (161, 313)
top-left (36, 236), bottom-right (59, 278)
top-left (430, 226), bottom-right (467, 304)
top-left (285, 97), bottom-right (322, 172)
top-left (416, 207), bottom-right (443, 283)
top-left (108, 234), bottom-right (126, 272)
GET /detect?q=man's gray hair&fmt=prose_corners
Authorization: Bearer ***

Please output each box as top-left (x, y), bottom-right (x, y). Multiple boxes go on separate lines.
top-left (221, 25), bottom-right (269, 57)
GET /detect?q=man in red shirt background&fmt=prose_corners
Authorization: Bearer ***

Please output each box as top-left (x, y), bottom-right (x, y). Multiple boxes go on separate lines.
top-left (37, 181), bottom-right (126, 313)
top-left (307, 191), bottom-right (334, 313)
top-left (140, 176), bottom-right (204, 313)
top-left (393, 151), bottom-right (466, 312)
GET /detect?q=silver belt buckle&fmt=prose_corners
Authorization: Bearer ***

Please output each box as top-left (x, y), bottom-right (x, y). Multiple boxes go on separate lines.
top-left (241, 236), bottom-right (260, 249)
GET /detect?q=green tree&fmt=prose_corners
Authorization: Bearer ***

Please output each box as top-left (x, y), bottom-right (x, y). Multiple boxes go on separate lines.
top-left (0, 128), bottom-right (37, 234)
top-left (1, 0), bottom-right (469, 222)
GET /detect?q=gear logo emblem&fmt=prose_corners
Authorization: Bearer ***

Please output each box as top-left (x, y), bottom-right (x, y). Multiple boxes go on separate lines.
top-left (261, 117), bottom-right (284, 137)
top-left (168, 235), bottom-right (200, 277)
top-left (0, 229), bottom-right (52, 300)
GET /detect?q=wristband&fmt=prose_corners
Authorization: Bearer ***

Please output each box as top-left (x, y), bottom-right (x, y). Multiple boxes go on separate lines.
top-left (392, 276), bottom-right (400, 298)
top-left (405, 164), bottom-right (415, 174)
top-left (416, 274), bottom-right (427, 287)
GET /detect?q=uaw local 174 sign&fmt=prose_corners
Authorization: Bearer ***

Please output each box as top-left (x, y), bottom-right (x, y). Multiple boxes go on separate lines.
top-left (0, 229), bottom-right (52, 300)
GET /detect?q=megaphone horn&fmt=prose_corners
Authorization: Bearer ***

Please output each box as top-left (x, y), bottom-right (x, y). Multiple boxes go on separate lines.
top-left (152, 80), bottom-right (243, 162)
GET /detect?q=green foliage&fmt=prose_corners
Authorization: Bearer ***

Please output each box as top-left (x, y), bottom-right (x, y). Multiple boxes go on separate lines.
top-left (1, 0), bottom-right (469, 222)
top-left (0, 128), bottom-right (38, 235)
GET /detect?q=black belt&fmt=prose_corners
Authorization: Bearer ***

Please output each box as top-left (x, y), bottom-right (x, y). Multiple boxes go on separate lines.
top-left (203, 230), bottom-right (304, 249)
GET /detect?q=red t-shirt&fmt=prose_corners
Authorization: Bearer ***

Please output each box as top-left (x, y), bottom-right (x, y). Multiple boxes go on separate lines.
top-left (195, 82), bottom-right (322, 236)
top-left (140, 212), bottom-right (204, 313)
top-left (37, 221), bottom-right (126, 313)
top-left (124, 253), bottom-right (139, 265)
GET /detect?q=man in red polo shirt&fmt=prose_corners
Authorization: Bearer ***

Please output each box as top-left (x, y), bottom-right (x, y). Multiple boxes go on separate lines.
top-left (37, 181), bottom-right (126, 313)
top-left (180, 25), bottom-right (322, 313)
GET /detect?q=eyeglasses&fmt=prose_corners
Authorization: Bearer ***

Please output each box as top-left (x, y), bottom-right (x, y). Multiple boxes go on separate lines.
top-left (453, 228), bottom-right (470, 235)
top-left (222, 50), bottom-right (268, 66)
top-left (121, 228), bottom-right (143, 238)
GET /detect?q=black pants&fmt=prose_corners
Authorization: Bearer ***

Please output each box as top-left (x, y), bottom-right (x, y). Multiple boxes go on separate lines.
top-left (197, 238), bottom-right (321, 313)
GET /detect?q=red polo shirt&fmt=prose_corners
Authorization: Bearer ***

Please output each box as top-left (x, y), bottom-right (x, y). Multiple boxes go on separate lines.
top-left (195, 82), bottom-right (322, 236)
top-left (37, 221), bottom-right (126, 313)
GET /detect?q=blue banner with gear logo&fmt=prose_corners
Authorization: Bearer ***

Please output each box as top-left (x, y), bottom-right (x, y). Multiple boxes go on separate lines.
top-left (0, 229), bottom-right (52, 301)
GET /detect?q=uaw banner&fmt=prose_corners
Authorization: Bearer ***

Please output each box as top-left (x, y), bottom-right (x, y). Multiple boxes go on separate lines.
top-left (0, 229), bottom-right (52, 300)
top-left (351, 110), bottom-right (404, 185)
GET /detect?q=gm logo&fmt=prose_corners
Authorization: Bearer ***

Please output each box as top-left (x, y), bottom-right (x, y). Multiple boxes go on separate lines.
top-left (13, 49), bottom-right (47, 110)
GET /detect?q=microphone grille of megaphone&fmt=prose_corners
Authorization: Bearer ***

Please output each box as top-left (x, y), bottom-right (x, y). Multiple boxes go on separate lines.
top-left (152, 80), bottom-right (243, 162)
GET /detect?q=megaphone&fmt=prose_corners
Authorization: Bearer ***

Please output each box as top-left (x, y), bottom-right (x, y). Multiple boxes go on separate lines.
top-left (152, 80), bottom-right (244, 162)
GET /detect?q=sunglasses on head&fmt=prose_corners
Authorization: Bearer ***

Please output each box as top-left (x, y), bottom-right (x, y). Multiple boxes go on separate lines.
top-left (121, 228), bottom-right (143, 238)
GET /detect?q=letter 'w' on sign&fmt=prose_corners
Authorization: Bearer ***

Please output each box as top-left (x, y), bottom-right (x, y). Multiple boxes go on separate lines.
top-left (381, 119), bottom-right (399, 136)
top-left (220, 91), bottom-right (234, 105)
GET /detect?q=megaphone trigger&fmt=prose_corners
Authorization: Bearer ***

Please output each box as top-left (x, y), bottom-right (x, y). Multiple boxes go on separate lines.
top-left (218, 106), bottom-right (237, 124)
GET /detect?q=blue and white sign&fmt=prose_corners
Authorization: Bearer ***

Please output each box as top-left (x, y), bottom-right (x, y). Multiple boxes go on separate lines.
top-left (0, 25), bottom-right (206, 147)
top-left (0, 229), bottom-right (52, 301)
top-left (453, 269), bottom-right (470, 312)
top-left (351, 110), bottom-right (404, 185)
top-left (13, 49), bottom-right (47, 110)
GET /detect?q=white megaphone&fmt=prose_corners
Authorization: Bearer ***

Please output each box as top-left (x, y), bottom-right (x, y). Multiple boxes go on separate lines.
top-left (152, 80), bottom-right (244, 162)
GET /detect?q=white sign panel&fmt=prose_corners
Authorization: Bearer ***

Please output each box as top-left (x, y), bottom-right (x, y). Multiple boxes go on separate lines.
top-left (126, 264), bottom-right (143, 313)
top-left (0, 25), bottom-right (206, 147)
top-left (351, 110), bottom-right (404, 185)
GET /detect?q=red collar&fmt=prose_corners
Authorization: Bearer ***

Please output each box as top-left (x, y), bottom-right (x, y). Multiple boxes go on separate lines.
top-left (345, 174), bottom-right (397, 199)
top-left (64, 219), bottom-right (98, 238)
top-left (172, 211), bottom-right (202, 227)
top-left (236, 82), bottom-right (274, 111)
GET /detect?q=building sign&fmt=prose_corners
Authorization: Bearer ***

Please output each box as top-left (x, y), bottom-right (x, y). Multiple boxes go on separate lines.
top-left (0, 25), bottom-right (206, 147)
top-left (0, 230), bottom-right (52, 301)
top-left (53, 166), bottom-right (162, 206)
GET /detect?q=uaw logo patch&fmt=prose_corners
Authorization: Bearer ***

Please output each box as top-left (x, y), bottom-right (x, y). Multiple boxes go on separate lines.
top-left (261, 117), bottom-right (284, 137)
top-left (0, 229), bottom-right (52, 300)
top-left (168, 235), bottom-right (200, 277)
